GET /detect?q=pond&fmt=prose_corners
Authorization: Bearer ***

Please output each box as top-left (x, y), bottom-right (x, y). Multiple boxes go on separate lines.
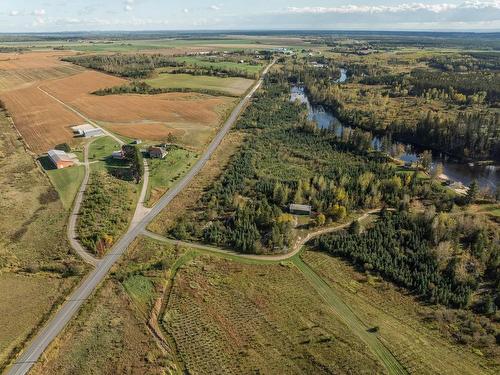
top-left (291, 78), bottom-right (499, 191)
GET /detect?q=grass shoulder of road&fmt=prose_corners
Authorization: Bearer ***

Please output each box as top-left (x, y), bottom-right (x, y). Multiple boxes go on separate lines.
top-left (300, 249), bottom-right (498, 374)
top-left (146, 148), bottom-right (198, 206)
top-left (46, 165), bottom-right (85, 210)
top-left (145, 73), bottom-right (255, 96)
top-left (0, 111), bottom-right (85, 370)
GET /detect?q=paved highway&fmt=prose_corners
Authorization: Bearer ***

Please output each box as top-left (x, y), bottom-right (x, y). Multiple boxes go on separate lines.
top-left (7, 61), bottom-right (274, 375)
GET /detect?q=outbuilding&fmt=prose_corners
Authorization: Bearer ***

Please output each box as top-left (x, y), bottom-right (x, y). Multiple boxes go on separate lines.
top-left (82, 128), bottom-right (104, 138)
top-left (71, 124), bottom-right (95, 136)
top-left (289, 203), bottom-right (312, 216)
top-left (48, 149), bottom-right (75, 169)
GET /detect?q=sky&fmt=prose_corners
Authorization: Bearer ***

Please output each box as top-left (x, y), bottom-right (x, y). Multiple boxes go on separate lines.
top-left (0, 0), bottom-right (499, 32)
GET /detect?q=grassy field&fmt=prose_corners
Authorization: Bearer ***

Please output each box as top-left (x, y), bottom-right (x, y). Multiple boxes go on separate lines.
top-left (0, 111), bottom-right (84, 369)
top-left (145, 73), bottom-right (254, 96)
top-left (88, 136), bottom-right (122, 162)
top-left (146, 148), bottom-right (197, 206)
top-left (46, 165), bottom-right (85, 209)
top-left (301, 250), bottom-right (498, 374)
top-left (30, 279), bottom-right (168, 375)
top-left (173, 56), bottom-right (264, 75)
top-left (163, 251), bottom-right (385, 374)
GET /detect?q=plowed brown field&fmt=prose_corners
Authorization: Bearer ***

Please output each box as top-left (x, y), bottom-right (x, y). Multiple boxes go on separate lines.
top-left (0, 51), bottom-right (82, 91)
top-left (1, 55), bottom-right (235, 153)
top-left (40, 70), bottom-right (235, 148)
top-left (1, 86), bottom-right (83, 153)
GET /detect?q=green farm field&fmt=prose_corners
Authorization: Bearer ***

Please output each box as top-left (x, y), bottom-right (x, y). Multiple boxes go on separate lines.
top-left (172, 56), bottom-right (264, 75)
top-left (301, 250), bottom-right (498, 374)
top-left (146, 73), bottom-right (254, 96)
top-left (146, 148), bottom-right (198, 206)
top-left (46, 165), bottom-right (85, 209)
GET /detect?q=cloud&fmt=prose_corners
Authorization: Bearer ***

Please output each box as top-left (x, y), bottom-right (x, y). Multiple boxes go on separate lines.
top-left (32, 9), bottom-right (46, 16)
top-left (124, 0), bottom-right (134, 12)
top-left (9, 10), bottom-right (19, 16)
top-left (183, 8), bottom-right (189, 13)
top-left (210, 5), bottom-right (221, 11)
top-left (286, 1), bottom-right (500, 15)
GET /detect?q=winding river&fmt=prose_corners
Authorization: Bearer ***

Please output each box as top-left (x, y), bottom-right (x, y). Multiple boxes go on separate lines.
top-left (291, 70), bottom-right (498, 191)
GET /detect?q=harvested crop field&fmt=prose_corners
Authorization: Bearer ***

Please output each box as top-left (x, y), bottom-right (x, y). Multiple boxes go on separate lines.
top-left (0, 51), bottom-right (82, 91)
top-left (40, 70), bottom-right (236, 149)
top-left (0, 85), bottom-right (83, 153)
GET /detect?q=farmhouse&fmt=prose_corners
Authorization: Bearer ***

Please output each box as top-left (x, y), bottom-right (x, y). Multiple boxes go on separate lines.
top-left (48, 149), bottom-right (75, 169)
top-left (289, 203), bottom-right (312, 216)
top-left (148, 146), bottom-right (167, 159)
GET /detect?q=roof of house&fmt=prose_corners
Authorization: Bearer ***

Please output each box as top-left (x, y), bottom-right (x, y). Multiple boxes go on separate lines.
top-left (48, 149), bottom-right (73, 163)
top-left (290, 203), bottom-right (312, 211)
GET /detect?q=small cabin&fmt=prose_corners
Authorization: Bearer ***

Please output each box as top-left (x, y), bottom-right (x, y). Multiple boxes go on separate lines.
top-left (289, 203), bottom-right (312, 216)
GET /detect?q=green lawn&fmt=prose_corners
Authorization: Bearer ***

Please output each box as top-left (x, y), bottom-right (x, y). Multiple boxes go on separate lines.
top-left (145, 73), bottom-right (254, 96)
top-left (172, 56), bottom-right (264, 75)
top-left (88, 136), bottom-right (122, 162)
top-left (146, 149), bottom-right (197, 206)
top-left (46, 165), bottom-right (85, 210)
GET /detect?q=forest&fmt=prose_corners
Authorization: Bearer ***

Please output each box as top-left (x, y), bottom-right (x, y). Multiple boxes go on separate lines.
top-left (92, 81), bottom-right (235, 98)
top-left (286, 53), bottom-right (500, 161)
top-left (63, 54), bottom-right (182, 78)
top-left (65, 53), bottom-right (261, 79)
top-left (316, 209), bottom-right (499, 311)
top-left (168, 71), bottom-right (458, 253)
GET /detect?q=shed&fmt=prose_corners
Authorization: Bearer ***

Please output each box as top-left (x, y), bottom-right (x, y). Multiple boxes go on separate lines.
top-left (71, 124), bottom-right (94, 135)
top-left (289, 203), bottom-right (312, 216)
top-left (83, 128), bottom-right (104, 138)
top-left (48, 149), bottom-right (75, 169)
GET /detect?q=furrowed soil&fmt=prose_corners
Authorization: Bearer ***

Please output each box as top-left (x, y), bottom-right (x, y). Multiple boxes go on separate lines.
top-left (301, 250), bottom-right (498, 375)
top-left (0, 111), bottom-right (83, 369)
top-left (164, 253), bottom-right (386, 374)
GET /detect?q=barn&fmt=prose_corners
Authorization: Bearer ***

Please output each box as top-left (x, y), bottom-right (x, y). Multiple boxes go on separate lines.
top-left (48, 150), bottom-right (75, 169)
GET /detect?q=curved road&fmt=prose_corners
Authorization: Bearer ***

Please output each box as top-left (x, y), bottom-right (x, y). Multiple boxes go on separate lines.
top-left (142, 209), bottom-right (381, 262)
top-left (6, 61), bottom-right (274, 375)
top-left (66, 139), bottom-right (100, 266)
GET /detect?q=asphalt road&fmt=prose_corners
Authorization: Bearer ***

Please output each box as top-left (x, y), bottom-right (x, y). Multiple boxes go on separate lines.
top-left (7, 61), bottom-right (274, 375)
